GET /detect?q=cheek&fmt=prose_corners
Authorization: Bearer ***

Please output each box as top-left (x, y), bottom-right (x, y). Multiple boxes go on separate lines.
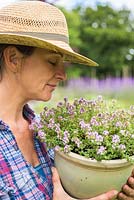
top-left (20, 64), bottom-right (55, 92)
top-left (18, 73), bottom-right (41, 94)
top-left (21, 68), bottom-right (44, 84)
top-left (22, 75), bottom-right (50, 94)
top-left (28, 68), bottom-right (54, 83)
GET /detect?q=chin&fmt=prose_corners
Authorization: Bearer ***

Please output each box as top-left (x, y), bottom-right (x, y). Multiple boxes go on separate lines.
top-left (38, 94), bottom-right (53, 102)
top-left (32, 91), bottom-right (54, 102)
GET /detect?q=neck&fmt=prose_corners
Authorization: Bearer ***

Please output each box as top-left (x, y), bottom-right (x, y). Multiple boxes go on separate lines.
top-left (0, 80), bottom-right (28, 126)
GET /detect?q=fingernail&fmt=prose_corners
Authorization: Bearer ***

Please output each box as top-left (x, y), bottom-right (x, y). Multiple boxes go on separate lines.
top-left (114, 190), bottom-right (118, 195)
top-left (51, 167), bottom-right (55, 173)
top-left (113, 190), bottom-right (118, 199)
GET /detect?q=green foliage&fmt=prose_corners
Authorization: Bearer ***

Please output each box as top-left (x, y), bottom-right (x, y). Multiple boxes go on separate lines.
top-left (61, 5), bottom-right (134, 78)
top-left (60, 7), bottom-right (82, 49)
top-left (81, 27), bottom-right (134, 70)
top-left (34, 96), bottom-right (134, 161)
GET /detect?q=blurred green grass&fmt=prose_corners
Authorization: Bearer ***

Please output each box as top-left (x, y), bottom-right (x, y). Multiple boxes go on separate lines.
top-left (30, 86), bottom-right (134, 114)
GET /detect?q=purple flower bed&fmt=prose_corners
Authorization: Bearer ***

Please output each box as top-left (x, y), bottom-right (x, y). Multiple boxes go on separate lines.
top-left (67, 77), bottom-right (134, 93)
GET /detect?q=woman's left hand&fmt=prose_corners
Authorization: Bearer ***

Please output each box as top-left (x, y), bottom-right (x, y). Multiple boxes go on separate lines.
top-left (118, 169), bottom-right (134, 200)
top-left (52, 167), bottom-right (73, 200)
top-left (52, 167), bottom-right (118, 200)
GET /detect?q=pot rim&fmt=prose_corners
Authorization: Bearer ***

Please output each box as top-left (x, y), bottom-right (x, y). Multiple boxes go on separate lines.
top-left (55, 150), bottom-right (134, 169)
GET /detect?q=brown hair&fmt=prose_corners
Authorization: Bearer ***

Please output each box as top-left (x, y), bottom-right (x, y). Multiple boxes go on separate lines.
top-left (0, 44), bottom-right (35, 80)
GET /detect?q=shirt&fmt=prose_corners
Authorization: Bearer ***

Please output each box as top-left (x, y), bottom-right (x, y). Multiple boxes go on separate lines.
top-left (34, 164), bottom-right (46, 181)
top-left (0, 104), bottom-right (54, 200)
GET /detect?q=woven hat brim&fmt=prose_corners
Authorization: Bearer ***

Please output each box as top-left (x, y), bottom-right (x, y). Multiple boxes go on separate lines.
top-left (0, 33), bottom-right (98, 66)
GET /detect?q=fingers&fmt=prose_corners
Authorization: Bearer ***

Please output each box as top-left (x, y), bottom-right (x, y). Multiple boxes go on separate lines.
top-left (51, 168), bottom-right (118, 200)
top-left (118, 192), bottom-right (131, 200)
top-left (51, 167), bottom-right (60, 184)
top-left (89, 190), bottom-right (118, 200)
top-left (117, 174), bottom-right (134, 200)
top-left (52, 167), bottom-right (76, 200)
top-left (131, 169), bottom-right (134, 177)
top-left (121, 184), bottom-right (134, 197)
top-left (52, 167), bottom-right (64, 200)
top-left (127, 176), bottom-right (134, 189)
top-left (51, 166), bottom-right (63, 193)
top-left (118, 177), bottom-right (134, 200)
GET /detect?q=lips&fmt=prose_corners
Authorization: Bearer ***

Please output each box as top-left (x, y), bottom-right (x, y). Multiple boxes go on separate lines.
top-left (47, 84), bottom-right (57, 87)
top-left (47, 84), bottom-right (57, 88)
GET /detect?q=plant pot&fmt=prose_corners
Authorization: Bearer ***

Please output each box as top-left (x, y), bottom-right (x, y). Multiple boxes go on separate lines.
top-left (54, 150), bottom-right (134, 199)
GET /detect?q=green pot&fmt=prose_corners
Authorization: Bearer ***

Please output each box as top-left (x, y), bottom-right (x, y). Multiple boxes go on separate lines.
top-left (54, 150), bottom-right (134, 199)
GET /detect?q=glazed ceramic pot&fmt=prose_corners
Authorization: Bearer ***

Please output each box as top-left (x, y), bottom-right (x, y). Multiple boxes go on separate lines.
top-left (54, 150), bottom-right (134, 199)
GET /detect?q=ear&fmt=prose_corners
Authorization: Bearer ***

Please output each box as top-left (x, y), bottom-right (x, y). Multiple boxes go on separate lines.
top-left (3, 46), bottom-right (23, 73)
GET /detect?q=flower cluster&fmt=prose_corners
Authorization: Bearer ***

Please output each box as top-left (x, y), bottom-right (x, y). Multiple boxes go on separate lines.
top-left (32, 96), bottom-right (134, 161)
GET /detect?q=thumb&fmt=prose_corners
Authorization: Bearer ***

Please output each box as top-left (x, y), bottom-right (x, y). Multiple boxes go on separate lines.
top-left (89, 190), bottom-right (118, 200)
top-left (131, 168), bottom-right (134, 177)
top-left (51, 167), bottom-right (61, 186)
top-left (52, 167), bottom-right (71, 200)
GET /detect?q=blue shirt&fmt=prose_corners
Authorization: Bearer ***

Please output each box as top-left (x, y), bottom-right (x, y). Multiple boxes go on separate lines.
top-left (34, 164), bottom-right (47, 181)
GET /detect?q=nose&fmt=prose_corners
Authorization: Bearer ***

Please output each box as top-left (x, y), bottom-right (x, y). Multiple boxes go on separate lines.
top-left (55, 63), bottom-right (67, 81)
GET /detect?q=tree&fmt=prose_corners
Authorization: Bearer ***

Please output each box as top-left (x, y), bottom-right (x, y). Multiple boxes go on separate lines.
top-left (62, 5), bottom-right (134, 78)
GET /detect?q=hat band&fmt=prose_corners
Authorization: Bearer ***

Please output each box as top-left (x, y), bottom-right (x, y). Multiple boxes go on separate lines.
top-left (0, 31), bottom-right (69, 44)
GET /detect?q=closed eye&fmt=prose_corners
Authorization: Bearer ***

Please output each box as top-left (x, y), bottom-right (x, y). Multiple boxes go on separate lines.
top-left (49, 61), bottom-right (57, 66)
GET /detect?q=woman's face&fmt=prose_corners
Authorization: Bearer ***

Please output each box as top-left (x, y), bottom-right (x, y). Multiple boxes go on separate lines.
top-left (18, 48), bottom-right (66, 101)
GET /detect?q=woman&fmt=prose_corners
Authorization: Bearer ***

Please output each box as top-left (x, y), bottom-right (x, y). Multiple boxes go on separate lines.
top-left (0, 1), bottom-right (133, 200)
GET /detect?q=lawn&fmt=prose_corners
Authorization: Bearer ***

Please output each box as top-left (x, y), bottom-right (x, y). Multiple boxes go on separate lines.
top-left (30, 77), bottom-right (134, 113)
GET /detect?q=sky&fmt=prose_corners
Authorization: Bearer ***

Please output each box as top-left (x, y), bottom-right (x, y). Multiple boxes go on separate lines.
top-left (56, 0), bottom-right (134, 11)
top-left (0, 0), bottom-right (133, 12)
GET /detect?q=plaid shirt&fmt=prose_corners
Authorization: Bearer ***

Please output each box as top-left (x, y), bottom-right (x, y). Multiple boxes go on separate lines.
top-left (0, 104), bottom-right (54, 200)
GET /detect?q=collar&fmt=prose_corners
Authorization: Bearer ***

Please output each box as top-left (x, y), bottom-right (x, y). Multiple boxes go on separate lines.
top-left (0, 104), bottom-right (35, 131)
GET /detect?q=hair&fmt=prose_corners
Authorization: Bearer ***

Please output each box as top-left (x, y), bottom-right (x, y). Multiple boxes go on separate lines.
top-left (0, 44), bottom-right (35, 80)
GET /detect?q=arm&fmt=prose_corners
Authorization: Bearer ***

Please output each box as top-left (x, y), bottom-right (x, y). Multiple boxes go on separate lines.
top-left (52, 167), bottom-right (118, 200)
top-left (118, 169), bottom-right (134, 200)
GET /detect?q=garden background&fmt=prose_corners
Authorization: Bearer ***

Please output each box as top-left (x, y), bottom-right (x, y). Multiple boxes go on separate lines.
top-left (3, 0), bottom-right (133, 112)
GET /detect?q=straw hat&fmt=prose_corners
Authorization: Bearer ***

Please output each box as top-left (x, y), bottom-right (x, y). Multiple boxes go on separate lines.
top-left (0, 1), bottom-right (98, 66)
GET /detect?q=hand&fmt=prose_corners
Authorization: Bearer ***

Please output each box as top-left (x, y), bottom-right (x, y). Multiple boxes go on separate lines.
top-left (52, 167), bottom-right (118, 200)
top-left (118, 169), bottom-right (134, 200)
